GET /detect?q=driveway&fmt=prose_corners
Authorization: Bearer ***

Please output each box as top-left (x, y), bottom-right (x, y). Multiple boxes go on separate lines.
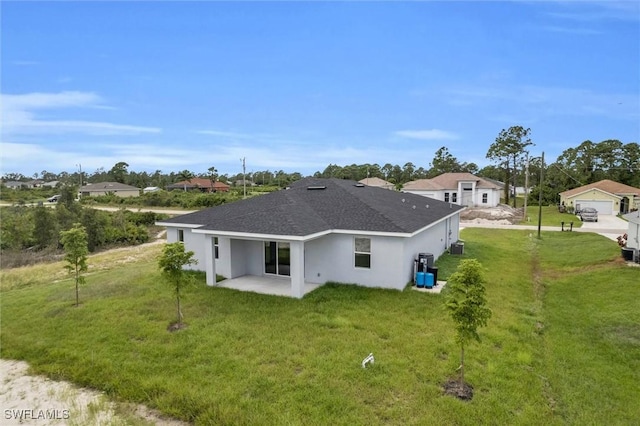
top-left (574, 214), bottom-right (627, 241)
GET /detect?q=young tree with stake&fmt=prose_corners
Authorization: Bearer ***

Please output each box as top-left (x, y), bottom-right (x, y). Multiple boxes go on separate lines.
top-left (445, 259), bottom-right (492, 385)
top-left (60, 223), bottom-right (89, 307)
top-left (158, 242), bottom-right (197, 327)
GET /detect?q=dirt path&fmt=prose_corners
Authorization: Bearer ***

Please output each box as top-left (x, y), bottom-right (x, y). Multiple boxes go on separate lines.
top-left (0, 360), bottom-right (189, 426)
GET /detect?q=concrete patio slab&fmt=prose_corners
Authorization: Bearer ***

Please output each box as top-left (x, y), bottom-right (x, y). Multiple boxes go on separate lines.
top-left (217, 275), bottom-right (323, 298)
top-left (412, 280), bottom-right (447, 294)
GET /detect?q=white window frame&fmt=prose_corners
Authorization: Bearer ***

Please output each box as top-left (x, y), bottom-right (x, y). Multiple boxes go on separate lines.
top-left (354, 237), bottom-right (371, 269)
top-left (213, 237), bottom-right (219, 259)
top-left (482, 193), bottom-right (488, 204)
top-left (178, 229), bottom-right (184, 242)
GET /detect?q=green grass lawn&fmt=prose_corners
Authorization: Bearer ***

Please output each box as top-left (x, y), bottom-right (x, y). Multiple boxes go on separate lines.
top-left (1, 230), bottom-right (638, 425)
top-left (519, 205), bottom-right (582, 228)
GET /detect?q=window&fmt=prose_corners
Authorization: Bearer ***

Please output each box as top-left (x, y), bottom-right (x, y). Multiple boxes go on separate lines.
top-left (213, 237), bottom-right (219, 259)
top-left (178, 229), bottom-right (184, 242)
top-left (354, 237), bottom-right (371, 269)
top-left (452, 193), bottom-right (457, 203)
top-left (444, 192), bottom-right (450, 202)
top-left (482, 193), bottom-right (488, 204)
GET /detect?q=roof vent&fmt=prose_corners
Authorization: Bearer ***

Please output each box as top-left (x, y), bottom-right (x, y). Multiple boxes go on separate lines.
top-left (307, 185), bottom-right (327, 190)
top-left (354, 183), bottom-right (365, 187)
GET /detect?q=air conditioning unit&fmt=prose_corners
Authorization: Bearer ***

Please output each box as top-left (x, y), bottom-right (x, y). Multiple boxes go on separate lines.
top-left (450, 242), bottom-right (465, 255)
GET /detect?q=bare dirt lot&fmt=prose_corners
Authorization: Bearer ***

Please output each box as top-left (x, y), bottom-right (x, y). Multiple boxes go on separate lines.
top-left (0, 360), bottom-right (189, 426)
top-left (459, 205), bottom-right (523, 225)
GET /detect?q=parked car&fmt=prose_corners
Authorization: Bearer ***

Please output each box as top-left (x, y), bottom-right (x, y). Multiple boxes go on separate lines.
top-left (579, 207), bottom-right (598, 222)
top-left (47, 195), bottom-right (60, 203)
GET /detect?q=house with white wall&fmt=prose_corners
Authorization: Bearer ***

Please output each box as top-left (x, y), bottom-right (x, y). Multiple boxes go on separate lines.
top-left (157, 178), bottom-right (465, 298)
top-left (402, 173), bottom-right (502, 207)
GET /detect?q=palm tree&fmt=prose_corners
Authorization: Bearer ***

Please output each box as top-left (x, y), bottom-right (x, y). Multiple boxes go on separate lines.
top-left (177, 170), bottom-right (194, 192)
top-left (207, 166), bottom-right (218, 193)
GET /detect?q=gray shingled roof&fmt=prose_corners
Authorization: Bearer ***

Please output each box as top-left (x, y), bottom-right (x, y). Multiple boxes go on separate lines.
top-left (160, 178), bottom-right (464, 237)
top-left (81, 182), bottom-right (139, 191)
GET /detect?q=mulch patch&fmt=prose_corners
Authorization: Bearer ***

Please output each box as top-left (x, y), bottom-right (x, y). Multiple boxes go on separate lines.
top-left (167, 322), bottom-right (188, 332)
top-left (443, 379), bottom-right (474, 400)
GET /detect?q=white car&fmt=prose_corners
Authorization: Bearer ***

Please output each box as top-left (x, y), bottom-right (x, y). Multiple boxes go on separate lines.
top-left (578, 207), bottom-right (598, 222)
top-left (47, 195), bottom-right (60, 203)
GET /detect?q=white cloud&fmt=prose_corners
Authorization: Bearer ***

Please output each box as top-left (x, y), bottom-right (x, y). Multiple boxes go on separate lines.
top-left (197, 130), bottom-right (256, 139)
top-left (0, 91), bottom-right (161, 137)
top-left (394, 129), bottom-right (459, 140)
top-left (446, 85), bottom-right (639, 120)
top-left (543, 0), bottom-right (640, 22)
top-left (11, 60), bottom-right (39, 66)
top-left (538, 25), bottom-right (602, 35)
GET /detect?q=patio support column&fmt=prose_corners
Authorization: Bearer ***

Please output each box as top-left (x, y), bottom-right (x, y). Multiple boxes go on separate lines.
top-left (290, 241), bottom-right (305, 299)
top-left (204, 235), bottom-right (217, 286)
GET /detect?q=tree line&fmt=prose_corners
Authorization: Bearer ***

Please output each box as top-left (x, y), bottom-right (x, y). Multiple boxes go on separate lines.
top-left (3, 130), bottom-right (638, 206)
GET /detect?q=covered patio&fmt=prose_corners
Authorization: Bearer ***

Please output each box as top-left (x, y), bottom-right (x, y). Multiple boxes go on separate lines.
top-left (217, 275), bottom-right (324, 298)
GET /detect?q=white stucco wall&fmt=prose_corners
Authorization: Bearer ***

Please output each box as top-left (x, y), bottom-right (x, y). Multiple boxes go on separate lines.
top-left (403, 190), bottom-right (440, 200)
top-left (228, 239), bottom-right (263, 278)
top-left (166, 227), bottom-right (206, 271)
top-left (400, 218), bottom-right (457, 284)
top-left (304, 233), bottom-right (406, 290)
top-left (627, 220), bottom-right (640, 250)
top-left (403, 189), bottom-right (499, 207)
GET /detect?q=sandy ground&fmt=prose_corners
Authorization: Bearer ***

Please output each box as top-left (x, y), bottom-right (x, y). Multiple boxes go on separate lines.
top-left (0, 360), bottom-right (189, 426)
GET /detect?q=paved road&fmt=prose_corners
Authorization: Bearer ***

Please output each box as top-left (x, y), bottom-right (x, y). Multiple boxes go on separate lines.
top-left (90, 206), bottom-right (197, 215)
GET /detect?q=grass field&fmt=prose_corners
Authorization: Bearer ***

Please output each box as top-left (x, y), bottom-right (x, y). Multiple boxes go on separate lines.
top-left (518, 205), bottom-right (582, 228)
top-left (1, 230), bottom-right (638, 425)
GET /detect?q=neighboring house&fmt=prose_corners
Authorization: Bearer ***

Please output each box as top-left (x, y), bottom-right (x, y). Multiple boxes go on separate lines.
top-left (402, 173), bottom-right (502, 207)
top-left (559, 180), bottom-right (640, 215)
top-left (25, 179), bottom-right (44, 188)
top-left (42, 181), bottom-right (60, 188)
top-left (80, 182), bottom-right (140, 198)
top-left (358, 177), bottom-right (395, 190)
top-left (157, 178), bottom-right (465, 298)
top-left (166, 178), bottom-right (230, 193)
top-left (2, 181), bottom-right (25, 190)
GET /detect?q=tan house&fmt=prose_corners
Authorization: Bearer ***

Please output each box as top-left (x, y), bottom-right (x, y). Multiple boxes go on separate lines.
top-left (402, 173), bottom-right (502, 207)
top-left (358, 177), bottom-right (395, 190)
top-left (559, 180), bottom-right (640, 215)
top-left (80, 182), bottom-right (140, 198)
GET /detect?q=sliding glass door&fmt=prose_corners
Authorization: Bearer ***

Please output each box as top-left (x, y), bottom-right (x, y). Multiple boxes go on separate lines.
top-left (264, 241), bottom-right (290, 276)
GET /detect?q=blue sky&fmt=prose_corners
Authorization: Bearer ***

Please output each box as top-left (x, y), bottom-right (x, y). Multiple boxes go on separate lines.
top-left (1, 1), bottom-right (638, 178)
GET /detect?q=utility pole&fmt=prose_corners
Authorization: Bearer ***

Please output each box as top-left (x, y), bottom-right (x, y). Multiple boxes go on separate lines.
top-left (537, 152), bottom-right (544, 239)
top-left (240, 157), bottom-right (246, 199)
top-left (76, 163), bottom-right (82, 200)
top-left (523, 153), bottom-right (529, 221)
